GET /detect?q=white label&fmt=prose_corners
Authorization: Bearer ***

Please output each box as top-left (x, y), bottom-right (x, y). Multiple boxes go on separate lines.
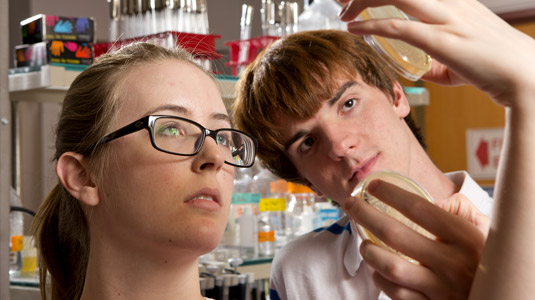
top-left (466, 128), bottom-right (504, 180)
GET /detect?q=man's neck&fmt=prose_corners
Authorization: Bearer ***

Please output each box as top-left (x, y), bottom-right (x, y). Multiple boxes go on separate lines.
top-left (407, 139), bottom-right (459, 202)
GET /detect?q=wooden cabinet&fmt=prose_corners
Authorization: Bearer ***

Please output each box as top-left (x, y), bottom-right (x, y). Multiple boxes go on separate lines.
top-left (479, 0), bottom-right (535, 14)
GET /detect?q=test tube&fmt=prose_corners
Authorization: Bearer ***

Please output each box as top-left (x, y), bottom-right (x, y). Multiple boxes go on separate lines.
top-left (182, 0), bottom-right (193, 33)
top-left (177, 0), bottom-right (186, 32)
top-left (240, 4), bottom-right (253, 41)
top-left (190, 0), bottom-right (209, 34)
top-left (108, 0), bottom-right (121, 41)
top-left (163, 0), bottom-right (178, 32)
top-left (285, 2), bottom-right (299, 35)
top-left (261, 0), bottom-right (269, 36)
top-left (119, 0), bottom-right (128, 39)
top-left (148, 0), bottom-right (165, 34)
top-left (126, 0), bottom-right (136, 38)
top-left (238, 4), bottom-right (254, 74)
top-left (268, 1), bottom-right (278, 36)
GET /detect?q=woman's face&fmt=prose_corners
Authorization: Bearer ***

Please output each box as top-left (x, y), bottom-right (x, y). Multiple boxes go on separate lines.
top-left (92, 59), bottom-right (235, 259)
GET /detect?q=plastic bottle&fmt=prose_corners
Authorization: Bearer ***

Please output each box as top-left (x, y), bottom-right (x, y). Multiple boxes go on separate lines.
top-left (253, 167), bottom-right (277, 197)
top-left (299, 204), bottom-right (315, 235)
top-left (257, 212), bottom-right (275, 257)
top-left (297, 0), bottom-right (345, 32)
top-left (238, 205), bottom-right (257, 258)
top-left (221, 205), bottom-right (237, 247)
top-left (9, 188), bottom-right (24, 276)
top-left (286, 183), bottom-right (317, 238)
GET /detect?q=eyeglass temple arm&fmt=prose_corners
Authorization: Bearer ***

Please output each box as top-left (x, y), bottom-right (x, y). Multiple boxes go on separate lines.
top-left (85, 118), bottom-right (148, 154)
top-left (101, 119), bottom-right (146, 144)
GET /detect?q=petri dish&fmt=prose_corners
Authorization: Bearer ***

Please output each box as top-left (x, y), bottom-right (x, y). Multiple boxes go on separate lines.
top-left (351, 171), bottom-right (435, 263)
top-left (358, 6), bottom-right (432, 81)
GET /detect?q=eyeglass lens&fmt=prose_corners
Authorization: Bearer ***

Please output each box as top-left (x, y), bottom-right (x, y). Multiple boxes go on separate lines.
top-left (152, 117), bottom-right (254, 166)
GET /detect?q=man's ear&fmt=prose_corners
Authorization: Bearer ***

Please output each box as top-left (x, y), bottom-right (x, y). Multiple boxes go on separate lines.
top-left (392, 81), bottom-right (411, 118)
top-left (56, 152), bottom-right (100, 207)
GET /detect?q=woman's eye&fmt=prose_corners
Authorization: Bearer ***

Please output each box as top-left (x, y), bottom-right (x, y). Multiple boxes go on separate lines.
top-left (298, 136), bottom-right (316, 153)
top-left (342, 98), bottom-right (357, 112)
top-left (158, 124), bottom-right (185, 137)
top-left (217, 134), bottom-right (231, 147)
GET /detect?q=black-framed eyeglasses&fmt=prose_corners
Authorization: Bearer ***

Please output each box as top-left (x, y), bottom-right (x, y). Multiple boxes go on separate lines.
top-left (85, 115), bottom-right (258, 168)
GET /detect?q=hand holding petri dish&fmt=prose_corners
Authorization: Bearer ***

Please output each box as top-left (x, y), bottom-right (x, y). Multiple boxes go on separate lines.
top-left (357, 6), bottom-right (432, 81)
top-left (351, 171), bottom-right (435, 263)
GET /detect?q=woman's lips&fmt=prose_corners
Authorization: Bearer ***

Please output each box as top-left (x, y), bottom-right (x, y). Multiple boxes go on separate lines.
top-left (185, 188), bottom-right (222, 211)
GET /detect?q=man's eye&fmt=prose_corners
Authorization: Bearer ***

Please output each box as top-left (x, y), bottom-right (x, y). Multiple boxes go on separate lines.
top-left (298, 136), bottom-right (316, 153)
top-left (342, 98), bottom-right (357, 112)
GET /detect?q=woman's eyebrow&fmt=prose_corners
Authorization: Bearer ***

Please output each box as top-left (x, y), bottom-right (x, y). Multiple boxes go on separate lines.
top-left (211, 112), bottom-right (232, 126)
top-left (144, 104), bottom-right (190, 116)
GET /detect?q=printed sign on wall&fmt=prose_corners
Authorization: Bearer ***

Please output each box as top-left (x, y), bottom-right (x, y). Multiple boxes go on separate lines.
top-left (466, 128), bottom-right (505, 180)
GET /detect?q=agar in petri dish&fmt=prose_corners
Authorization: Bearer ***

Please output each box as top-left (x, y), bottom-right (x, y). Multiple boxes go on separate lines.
top-left (358, 6), bottom-right (432, 81)
top-left (351, 171), bottom-right (435, 263)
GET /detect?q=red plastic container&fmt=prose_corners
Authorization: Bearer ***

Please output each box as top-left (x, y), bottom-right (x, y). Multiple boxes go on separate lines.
top-left (93, 31), bottom-right (222, 60)
top-left (225, 36), bottom-right (279, 76)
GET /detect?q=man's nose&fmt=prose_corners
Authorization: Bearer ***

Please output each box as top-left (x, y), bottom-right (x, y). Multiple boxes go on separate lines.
top-left (325, 124), bottom-right (354, 161)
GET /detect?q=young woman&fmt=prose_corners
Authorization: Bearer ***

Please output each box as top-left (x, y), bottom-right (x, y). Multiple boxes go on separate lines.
top-left (32, 43), bottom-right (257, 300)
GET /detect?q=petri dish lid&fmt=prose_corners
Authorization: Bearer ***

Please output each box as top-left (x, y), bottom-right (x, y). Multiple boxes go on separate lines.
top-left (351, 170), bottom-right (435, 263)
top-left (358, 6), bottom-right (432, 81)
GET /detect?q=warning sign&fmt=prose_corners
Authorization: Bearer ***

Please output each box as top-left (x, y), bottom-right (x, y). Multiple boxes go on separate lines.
top-left (466, 128), bottom-right (504, 179)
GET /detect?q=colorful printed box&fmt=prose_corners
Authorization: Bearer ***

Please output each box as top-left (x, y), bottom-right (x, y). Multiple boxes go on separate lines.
top-left (15, 40), bottom-right (93, 68)
top-left (21, 14), bottom-right (95, 44)
top-left (14, 42), bottom-right (48, 68)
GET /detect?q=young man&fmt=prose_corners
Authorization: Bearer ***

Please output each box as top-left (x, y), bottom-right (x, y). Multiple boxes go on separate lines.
top-left (337, 0), bottom-right (535, 299)
top-left (233, 29), bottom-right (492, 299)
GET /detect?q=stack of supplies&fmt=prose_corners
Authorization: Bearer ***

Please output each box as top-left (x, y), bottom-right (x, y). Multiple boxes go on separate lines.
top-left (15, 14), bottom-right (95, 68)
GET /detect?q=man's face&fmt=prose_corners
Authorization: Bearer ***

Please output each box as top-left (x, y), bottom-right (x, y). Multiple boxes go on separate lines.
top-left (277, 76), bottom-right (412, 205)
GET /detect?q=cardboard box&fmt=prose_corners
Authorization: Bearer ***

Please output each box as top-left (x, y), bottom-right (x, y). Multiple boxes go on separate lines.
top-left (15, 40), bottom-right (93, 68)
top-left (48, 40), bottom-right (93, 65)
top-left (15, 42), bottom-right (48, 68)
top-left (21, 14), bottom-right (95, 44)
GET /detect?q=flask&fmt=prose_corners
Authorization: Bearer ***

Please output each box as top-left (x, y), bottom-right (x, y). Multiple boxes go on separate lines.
top-left (9, 188), bottom-right (24, 276)
top-left (358, 6), bottom-right (432, 81)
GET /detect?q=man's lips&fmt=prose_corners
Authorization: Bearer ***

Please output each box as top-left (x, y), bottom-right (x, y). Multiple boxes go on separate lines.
top-left (350, 154), bottom-right (379, 183)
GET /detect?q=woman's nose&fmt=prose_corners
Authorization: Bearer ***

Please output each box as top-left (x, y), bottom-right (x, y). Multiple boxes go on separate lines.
top-left (193, 137), bottom-right (226, 171)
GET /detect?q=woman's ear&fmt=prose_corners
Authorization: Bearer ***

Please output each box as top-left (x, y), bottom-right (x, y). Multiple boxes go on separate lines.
top-left (56, 152), bottom-right (100, 207)
top-left (392, 81), bottom-right (411, 118)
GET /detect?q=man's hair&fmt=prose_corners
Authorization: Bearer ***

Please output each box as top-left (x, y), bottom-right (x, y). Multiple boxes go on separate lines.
top-left (233, 30), bottom-right (424, 184)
